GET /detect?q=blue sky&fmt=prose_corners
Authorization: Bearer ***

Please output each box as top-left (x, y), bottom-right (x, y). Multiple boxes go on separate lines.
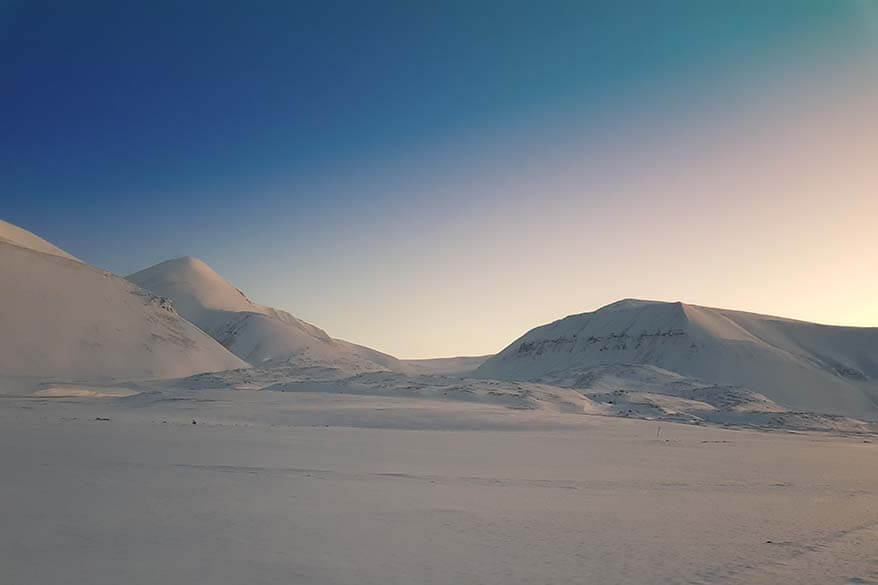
top-left (3, 2), bottom-right (877, 356)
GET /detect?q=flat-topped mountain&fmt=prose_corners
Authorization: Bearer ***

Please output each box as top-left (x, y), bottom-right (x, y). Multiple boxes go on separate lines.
top-left (477, 299), bottom-right (878, 418)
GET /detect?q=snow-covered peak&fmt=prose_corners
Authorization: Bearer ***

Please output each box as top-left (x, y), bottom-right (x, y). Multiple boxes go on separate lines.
top-left (597, 298), bottom-right (677, 311)
top-left (127, 256), bottom-right (257, 316)
top-left (127, 257), bottom-right (407, 373)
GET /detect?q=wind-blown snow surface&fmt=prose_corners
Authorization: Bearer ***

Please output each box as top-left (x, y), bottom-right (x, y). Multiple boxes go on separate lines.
top-left (1, 386), bottom-right (877, 585)
top-left (0, 233), bottom-right (246, 379)
top-left (127, 257), bottom-right (411, 373)
top-left (478, 299), bottom-right (878, 419)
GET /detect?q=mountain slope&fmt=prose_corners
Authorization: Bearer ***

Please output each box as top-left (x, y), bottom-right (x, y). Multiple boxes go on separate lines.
top-left (127, 257), bottom-right (410, 373)
top-left (0, 219), bottom-right (80, 262)
top-left (0, 234), bottom-right (247, 379)
top-left (403, 355), bottom-right (492, 376)
top-left (477, 299), bottom-right (878, 418)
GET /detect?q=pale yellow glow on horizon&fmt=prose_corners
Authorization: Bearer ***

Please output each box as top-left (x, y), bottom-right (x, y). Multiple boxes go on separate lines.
top-left (260, 55), bottom-right (878, 359)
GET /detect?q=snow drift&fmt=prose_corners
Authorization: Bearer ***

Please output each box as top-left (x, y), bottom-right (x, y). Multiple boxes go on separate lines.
top-left (0, 224), bottom-right (247, 379)
top-left (477, 299), bottom-right (878, 418)
top-left (127, 257), bottom-right (410, 373)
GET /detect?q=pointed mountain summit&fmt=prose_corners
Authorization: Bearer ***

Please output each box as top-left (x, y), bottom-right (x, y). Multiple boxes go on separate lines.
top-left (0, 221), bottom-right (247, 379)
top-left (127, 257), bottom-right (410, 373)
top-left (126, 256), bottom-right (330, 339)
top-left (477, 299), bottom-right (878, 418)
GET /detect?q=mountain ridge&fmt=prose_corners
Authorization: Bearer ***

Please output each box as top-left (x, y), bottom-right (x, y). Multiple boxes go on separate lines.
top-left (0, 219), bottom-right (81, 262)
top-left (477, 298), bottom-right (878, 418)
top-left (127, 256), bottom-right (411, 373)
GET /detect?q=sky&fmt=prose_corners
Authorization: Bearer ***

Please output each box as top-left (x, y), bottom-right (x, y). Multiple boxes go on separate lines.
top-left (2, 1), bottom-right (877, 358)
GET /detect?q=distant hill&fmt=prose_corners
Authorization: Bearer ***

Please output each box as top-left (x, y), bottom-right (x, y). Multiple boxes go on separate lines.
top-left (403, 355), bottom-right (492, 376)
top-left (127, 256), bottom-right (410, 374)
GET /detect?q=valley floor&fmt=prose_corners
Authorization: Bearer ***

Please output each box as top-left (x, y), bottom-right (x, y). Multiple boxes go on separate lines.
top-left (1, 388), bottom-right (877, 584)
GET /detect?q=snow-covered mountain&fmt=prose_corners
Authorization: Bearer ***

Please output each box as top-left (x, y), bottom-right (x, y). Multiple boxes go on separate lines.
top-left (477, 299), bottom-right (878, 418)
top-left (0, 222), bottom-right (247, 379)
top-left (127, 257), bottom-right (410, 373)
top-left (0, 219), bottom-right (81, 262)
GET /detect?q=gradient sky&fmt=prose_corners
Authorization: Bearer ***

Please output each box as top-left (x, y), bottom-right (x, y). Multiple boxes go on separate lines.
top-left (3, 1), bottom-right (877, 358)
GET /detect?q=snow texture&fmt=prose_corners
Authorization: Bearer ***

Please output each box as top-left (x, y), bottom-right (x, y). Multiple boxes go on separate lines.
top-left (1, 386), bottom-right (876, 585)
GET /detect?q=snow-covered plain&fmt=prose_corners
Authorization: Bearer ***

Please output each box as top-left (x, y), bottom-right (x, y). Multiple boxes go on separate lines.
top-left (1, 385), bottom-right (877, 585)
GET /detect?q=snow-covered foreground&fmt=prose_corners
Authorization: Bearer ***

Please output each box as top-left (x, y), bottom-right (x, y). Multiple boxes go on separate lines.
top-left (2, 388), bottom-right (877, 585)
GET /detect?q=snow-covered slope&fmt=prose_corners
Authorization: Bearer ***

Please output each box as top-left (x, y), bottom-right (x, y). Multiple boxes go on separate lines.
top-left (478, 299), bottom-right (878, 418)
top-left (0, 235), bottom-right (247, 379)
top-left (0, 219), bottom-right (80, 262)
top-left (127, 257), bottom-right (410, 373)
top-left (403, 355), bottom-right (492, 376)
